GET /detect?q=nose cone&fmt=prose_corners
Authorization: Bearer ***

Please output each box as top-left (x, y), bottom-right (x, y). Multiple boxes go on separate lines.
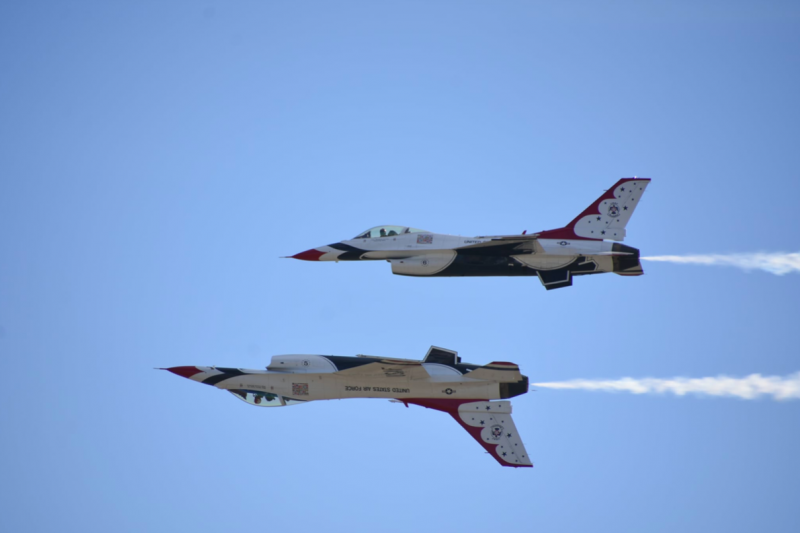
top-left (164, 366), bottom-right (204, 379)
top-left (291, 248), bottom-right (327, 261)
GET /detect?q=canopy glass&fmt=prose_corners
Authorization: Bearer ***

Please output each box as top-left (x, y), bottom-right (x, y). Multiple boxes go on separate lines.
top-left (353, 226), bottom-right (429, 239)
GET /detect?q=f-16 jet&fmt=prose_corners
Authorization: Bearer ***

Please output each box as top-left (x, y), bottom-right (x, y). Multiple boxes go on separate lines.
top-left (163, 346), bottom-right (532, 468)
top-left (290, 177), bottom-right (650, 290)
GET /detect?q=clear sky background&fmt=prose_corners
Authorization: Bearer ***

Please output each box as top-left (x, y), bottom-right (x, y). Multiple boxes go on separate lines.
top-left (2, 1), bottom-right (799, 532)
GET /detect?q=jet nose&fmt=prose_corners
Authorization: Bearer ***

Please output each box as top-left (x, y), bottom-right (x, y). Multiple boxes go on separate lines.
top-left (163, 366), bottom-right (204, 379)
top-left (290, 248), bottom-right (327, 261)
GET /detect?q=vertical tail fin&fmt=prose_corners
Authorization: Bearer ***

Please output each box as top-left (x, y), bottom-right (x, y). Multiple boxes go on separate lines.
top-left (404, 399), bottom-right (533, 467)
top-left (538, 178), bottom-right (651, 241)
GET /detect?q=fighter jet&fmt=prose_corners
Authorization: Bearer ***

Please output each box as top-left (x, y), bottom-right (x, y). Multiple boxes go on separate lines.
top-left (290, 177), bottom-right (650, 290)
top-left (163, 346), bottom-right (532, 468)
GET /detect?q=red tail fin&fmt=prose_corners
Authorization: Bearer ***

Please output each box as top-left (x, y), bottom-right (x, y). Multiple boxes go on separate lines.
top-left (538, 177), bottom-right (651, 241)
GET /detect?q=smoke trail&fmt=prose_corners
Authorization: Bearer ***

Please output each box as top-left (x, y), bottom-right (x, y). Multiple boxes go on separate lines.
top-left (641, 253), bottom-right (800, 275)
top-left (532, 373), bottom-right (800, 401)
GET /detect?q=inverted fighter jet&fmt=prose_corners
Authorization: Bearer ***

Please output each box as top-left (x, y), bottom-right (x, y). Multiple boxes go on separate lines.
top-left (163, 346), bottom-right (532, 468)
top-left (290, 177), bottom-right (650, 290)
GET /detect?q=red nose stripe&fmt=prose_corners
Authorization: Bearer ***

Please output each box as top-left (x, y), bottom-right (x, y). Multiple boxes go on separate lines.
top-left (166, 366), bottom-right (204, 379)
top-left (292, 249), bottom-right (326, 261)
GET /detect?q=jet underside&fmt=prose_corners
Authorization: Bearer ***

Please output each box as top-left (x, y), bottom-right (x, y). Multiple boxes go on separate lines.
top-left (164, 347), bottom-right (532, 467)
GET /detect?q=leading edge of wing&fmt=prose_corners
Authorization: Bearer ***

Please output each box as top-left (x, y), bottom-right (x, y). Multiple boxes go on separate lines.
top-left (404, 398), bottom-right (532, 468)
top-left (456, 239), bottom-right (536, 256)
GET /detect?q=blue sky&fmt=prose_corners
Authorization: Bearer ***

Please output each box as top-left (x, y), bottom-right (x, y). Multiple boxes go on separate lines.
top-left (1, 1), bottom-right (799, 531)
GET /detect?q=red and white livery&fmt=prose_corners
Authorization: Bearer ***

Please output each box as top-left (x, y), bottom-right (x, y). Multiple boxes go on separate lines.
top-left (290, 178), bottom-right (651, 290)
top-left (163, 346), bottom-right (532, 468)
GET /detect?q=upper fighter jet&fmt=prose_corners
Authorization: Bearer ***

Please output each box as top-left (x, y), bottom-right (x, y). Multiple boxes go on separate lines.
top-left (163, 346), bottom-right (532, 468)
top-left (290, 177), bottom-right (650, 290)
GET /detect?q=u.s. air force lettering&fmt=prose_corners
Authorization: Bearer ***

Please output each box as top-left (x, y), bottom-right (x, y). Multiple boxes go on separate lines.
top-left (346, 385), bottom-right (410, 393)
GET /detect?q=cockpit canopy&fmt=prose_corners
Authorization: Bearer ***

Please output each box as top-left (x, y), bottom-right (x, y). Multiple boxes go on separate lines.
top-left (353, 226), bottom-right (429, 239)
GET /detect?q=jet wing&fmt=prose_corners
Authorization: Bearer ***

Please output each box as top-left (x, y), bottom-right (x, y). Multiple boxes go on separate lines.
top-left (457, 238), bottom-right (536, 256)
top-left (405, 399), bottom-right (532, 468)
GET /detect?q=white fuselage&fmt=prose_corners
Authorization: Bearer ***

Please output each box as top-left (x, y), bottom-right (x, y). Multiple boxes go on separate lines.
top-left (318, 234), bottom-right (616, 259)
top-left (313, 233), bottom-right (620, 275)
top-left (188, 355), bottom-right (504, 403)
top-left (289, 178), bottom-right (650, 287)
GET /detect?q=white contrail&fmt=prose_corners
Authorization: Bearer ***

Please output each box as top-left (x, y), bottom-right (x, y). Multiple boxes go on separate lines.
top-left (641, 253), bottom-right (800, 275)
top-left (532, 373), bottom-right (800, 401)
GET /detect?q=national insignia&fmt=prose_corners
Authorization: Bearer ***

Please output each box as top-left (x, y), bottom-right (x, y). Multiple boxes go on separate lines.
top-left (490, 424), bottom-right (504, 440)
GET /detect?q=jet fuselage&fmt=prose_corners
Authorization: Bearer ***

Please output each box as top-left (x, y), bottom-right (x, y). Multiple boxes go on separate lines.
top-left (290, 178), bottom-right (650, 289)
top-left (163, 347), bottom-right (533, 467)
top-left (167, 353), bottom-right (528, 406)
